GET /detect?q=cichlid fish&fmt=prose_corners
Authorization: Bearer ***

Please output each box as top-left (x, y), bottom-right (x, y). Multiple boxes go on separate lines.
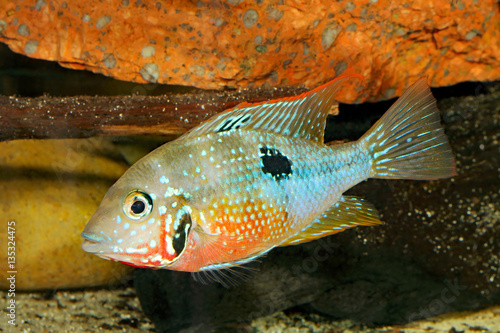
top-left (82, 76), bottom-right (456, 284)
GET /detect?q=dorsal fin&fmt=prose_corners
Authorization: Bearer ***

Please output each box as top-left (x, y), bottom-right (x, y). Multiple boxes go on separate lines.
top-left (280, 196), bottom-right (383, 247)
top-left (179, 74), bottom-right (363, 142)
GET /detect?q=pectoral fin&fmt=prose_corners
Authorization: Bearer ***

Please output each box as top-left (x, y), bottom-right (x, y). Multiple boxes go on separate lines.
top-left (280, 196), bottom-right (383, 247)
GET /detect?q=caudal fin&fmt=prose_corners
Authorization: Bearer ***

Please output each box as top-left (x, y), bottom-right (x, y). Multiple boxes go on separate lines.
top-left (361, 78), bottom-right (456, 180)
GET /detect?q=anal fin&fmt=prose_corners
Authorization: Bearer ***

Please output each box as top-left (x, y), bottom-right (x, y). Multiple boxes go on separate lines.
top-left (280, 196), bottom-right (383, 247)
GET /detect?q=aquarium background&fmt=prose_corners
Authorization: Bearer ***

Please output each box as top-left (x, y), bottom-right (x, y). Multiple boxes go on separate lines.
top-left (0, 34), bottom-right (499, 333)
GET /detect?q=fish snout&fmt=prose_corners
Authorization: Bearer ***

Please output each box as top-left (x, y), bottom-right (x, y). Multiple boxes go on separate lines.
top-left (81, 231), bottom-right (108, 254)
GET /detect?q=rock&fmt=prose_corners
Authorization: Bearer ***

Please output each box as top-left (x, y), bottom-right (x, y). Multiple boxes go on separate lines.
top-left (0, 287), bottom-right (155, 332)
top-left (134, 240), bottom-right (343, 332)
top-left (134, 248), bottom-right (494, 331)
top-left (0, 138), bottom-right (133, 290)
top-left (396, 305), bottom-right (500, 333)
top-left (134, 82), bottom-right (499, 331)
top-left (251, 305), bottom-right (500, 333)
top-left (0, 1), bottom-right (498, 102)
top-left (2, 285), bottom-right (496, 332)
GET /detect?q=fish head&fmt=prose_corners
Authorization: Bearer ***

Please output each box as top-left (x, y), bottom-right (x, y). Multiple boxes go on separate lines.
top-left (81, 155), bottom-right (195, 269)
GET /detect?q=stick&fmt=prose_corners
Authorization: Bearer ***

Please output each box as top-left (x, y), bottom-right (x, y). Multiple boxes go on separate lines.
top-left (0, 86), bottom-right (309, 141)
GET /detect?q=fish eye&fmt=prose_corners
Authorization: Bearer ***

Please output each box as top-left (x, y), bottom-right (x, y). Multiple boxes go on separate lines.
top-left (123, 190), bottom-right (153, 220)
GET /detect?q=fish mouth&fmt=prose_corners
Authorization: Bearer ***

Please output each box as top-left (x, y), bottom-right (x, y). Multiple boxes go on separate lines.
top-left (81, 231), bottom-right (108, 254)
top-left (81, 231), bottom-right (154, 267)
top-left (81, 231), bottom-right (170, 268)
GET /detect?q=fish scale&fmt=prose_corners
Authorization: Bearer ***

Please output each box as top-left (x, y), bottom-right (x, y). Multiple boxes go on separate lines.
top-left (191, 132), bottom-right (361, 239)
top-left (82, 75), bottom-right (456, 285)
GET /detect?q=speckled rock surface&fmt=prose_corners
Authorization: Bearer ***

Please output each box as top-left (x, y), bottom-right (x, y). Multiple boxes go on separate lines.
top-left (0, 138), bottom-right (133, 290)
top-left (133, 82), bottom-right (499, 332)
top-left (0, 0), bottom-right (499, 102)
top-left (251, 306), bottom-right (500, 333)
top-left (0, 287), bottom-right (155, 332)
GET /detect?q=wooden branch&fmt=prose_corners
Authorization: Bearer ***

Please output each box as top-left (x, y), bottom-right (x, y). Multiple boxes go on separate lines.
top-left (0, 86), bottom-right (308, 141)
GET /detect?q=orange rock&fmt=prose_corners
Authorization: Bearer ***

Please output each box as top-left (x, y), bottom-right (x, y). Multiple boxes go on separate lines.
top-left (0, 0), bottom-right (498, 102)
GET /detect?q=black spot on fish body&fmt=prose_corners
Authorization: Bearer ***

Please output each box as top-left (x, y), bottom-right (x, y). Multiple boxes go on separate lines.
top-left (216, 114), bottom-right (252, 132)
top-left (173, 211), bottom-right (192, 257)
top-left (259, 147), bottom-right (292, 181)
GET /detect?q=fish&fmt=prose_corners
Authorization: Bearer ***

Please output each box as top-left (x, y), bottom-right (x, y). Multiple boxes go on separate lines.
top-left (82, 75), bottom-right (456, 285)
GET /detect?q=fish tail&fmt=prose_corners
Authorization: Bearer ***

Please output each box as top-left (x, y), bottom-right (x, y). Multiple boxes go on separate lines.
top-left (361, 78), bottom-right (457, 180)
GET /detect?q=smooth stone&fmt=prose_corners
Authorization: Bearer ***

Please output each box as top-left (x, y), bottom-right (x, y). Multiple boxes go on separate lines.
top-left (0, 138), bottom-right (133, 290)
